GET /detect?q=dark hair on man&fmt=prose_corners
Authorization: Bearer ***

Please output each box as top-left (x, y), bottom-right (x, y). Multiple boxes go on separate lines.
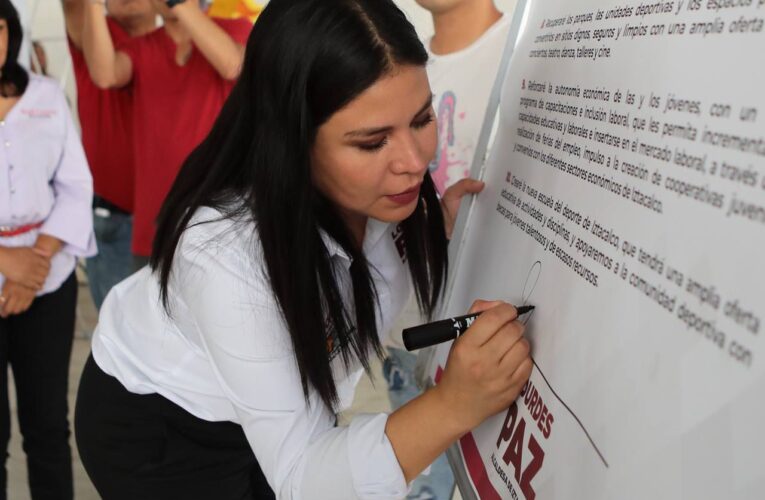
top-left (0, 0), bottom-right (28, 97)
top-left (151, 0), bottom-right (447, 410)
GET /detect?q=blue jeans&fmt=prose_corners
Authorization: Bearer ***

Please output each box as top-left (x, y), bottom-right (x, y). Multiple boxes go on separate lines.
top-left (384, 347), bottom-right (455, 500)
top-left (85, 210), bottom-right (134, 310)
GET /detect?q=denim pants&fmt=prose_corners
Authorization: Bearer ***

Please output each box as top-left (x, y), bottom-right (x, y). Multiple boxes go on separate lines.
top-left (384, 347), bottom-right (455, 500)
top-left (85, 209), bottom-right (134, 310)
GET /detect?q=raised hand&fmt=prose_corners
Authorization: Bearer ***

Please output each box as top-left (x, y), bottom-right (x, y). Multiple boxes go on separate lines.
top-left (440, 178), bottom-right (485, 239)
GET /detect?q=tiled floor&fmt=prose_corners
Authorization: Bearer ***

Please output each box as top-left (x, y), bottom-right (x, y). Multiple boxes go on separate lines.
top-left (5, 273), bottom-right (394, 500)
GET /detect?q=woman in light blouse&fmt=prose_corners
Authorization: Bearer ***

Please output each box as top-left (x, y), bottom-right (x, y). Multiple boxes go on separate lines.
top-left (0, 1), bottom-right (95, 498)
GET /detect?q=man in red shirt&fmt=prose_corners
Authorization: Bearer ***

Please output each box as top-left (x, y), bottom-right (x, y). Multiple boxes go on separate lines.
top-left (83, 0), bottom-right (252, 261)
top-left (63, 0), bottom-right (157, 309)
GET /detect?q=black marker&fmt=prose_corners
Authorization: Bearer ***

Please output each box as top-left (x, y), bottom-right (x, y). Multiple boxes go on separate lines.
top-left (402, 305), bottom-right (535, 351)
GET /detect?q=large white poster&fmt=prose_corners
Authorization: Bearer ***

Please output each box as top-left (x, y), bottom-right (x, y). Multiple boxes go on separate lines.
top-left (428, 0), bottom-right (765, 498)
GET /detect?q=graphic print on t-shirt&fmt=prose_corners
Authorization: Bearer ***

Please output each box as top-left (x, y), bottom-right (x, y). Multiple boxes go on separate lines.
top-left (429, 91), bottom-right (472, 194)
top-left (424, 15), bottom-right (512, 197)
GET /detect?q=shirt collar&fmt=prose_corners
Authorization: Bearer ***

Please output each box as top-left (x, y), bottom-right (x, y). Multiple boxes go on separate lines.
top-left (362, 218), bottom-right (391, 254)
top-left (319, 229), bottom-right (349, 262)
top-left (319, 218), bottom-right (392, 266)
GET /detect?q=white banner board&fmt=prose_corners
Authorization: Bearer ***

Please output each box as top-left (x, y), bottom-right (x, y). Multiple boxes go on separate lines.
top-left (428, 1), bottom-right (765, 498)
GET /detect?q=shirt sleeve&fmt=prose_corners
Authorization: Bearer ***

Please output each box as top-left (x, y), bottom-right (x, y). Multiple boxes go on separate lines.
top-left (39, 88), bottom-right (96, 258)
top-left (216, 18), bottom-right (253, 46)
top-left (117, 36), bottom-right (140, 74)
top-left (172, 227), bottom-right (409, 499)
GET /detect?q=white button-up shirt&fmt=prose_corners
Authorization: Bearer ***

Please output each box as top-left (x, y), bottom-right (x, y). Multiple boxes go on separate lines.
top-left (93, 206), bottom-right (413, 499)
top-left (0, 74), bottom-right (96, 294)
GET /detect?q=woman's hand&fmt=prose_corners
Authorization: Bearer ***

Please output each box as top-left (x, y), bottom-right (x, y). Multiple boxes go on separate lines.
top-left (0, 280), bottom-right (37, 318)
top-left (440, 179), bottom-right (485, 239)
top-left (34, 234), bottom-right (64, 258)
top-left (0, 247), bottom-right (52, 291)
top-left (384, 300), bottom-right (532, 482)
top-left (433, 300), bottom-right (533, 432)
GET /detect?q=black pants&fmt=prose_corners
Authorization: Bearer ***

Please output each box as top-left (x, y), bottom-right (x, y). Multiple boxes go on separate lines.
top-left (75, 355), bottom-right (275, 500)
top-left (0, 272), bottom-right (77, 500)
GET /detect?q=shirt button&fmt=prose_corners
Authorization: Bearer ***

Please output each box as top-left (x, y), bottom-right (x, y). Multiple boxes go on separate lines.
top-left (8, 165), bottom-right (12, 170)
top-left (10, 188), bottom-right (15, 194)
top-left (4, 141), bottom-right (9, 148)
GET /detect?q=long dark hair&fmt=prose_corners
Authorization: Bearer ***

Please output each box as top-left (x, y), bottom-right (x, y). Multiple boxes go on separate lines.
top-left (0, 0), bottom-right (28, 98)
top-left (152, 0), bottom-right (448, 410)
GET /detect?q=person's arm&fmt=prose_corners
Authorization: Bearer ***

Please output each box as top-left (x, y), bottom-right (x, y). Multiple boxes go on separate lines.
top-left (38, 86), bottom-right (97, 259)
top-left (82, 0), bottom-right (133, 88)
top-left (0, 247), bottom-right (50, 290)
top-left (61, 0), bottom-right (84, 48)
top-left (387, 301), bottom-right (531, 481)
top-left (171, 2), bottom-right (246, 81)
top-left (34, 234), bottom-right (63, 258)
top-left (173, 219), bottom-right (531, 498)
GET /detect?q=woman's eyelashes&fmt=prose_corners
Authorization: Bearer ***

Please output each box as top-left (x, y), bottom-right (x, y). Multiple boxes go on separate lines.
top-left (354, 113), bottom-right (434, 152)
top-left (412, 113), bottom-right (434, 130)
top-left (357, 137), bottom-right (389, 152)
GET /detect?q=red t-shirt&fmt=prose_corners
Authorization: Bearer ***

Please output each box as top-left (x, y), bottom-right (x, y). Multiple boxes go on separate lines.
top-left (121, 18), bottom-right (252, 256)
top-left (69, 18), bottom-right (135, 213)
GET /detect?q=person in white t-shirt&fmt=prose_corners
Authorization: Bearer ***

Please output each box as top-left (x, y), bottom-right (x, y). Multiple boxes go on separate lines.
top-left (423, 0), bottom-right (511, 194)
top-left (383, 1), bottom-right (512, 498)
top-left (73, 0), bottom-right (532, 498)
